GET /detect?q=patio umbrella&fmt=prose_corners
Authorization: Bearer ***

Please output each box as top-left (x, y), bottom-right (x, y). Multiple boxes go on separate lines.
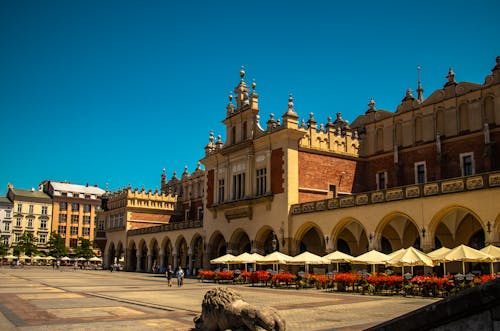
top-left (60, 256), bottom-right (71, 261)
top-left (76, 257), bottom-right (86, 261)
top-left (443, 244), bottom-right (493, 274)
top-left (323, 251), bottom-right (354, 272)
top-left (88, 256), bottom-right (102, 262)
top-left (428, 247), bottom-right (451, 275)
top-left (387, 247), bottom-right (434, 274)
top-left (288, 251), bottom-right (329, 273)
top-left (229, 252), bottom-right (254, 271)
top-left (210, 253), bottom-right (236, 270)
top-left (4, 254), bottom-right (17, 260)
top-left (351, 250), bottom-right (391, 274)
top-left (45, 256), bottom-right (56, 261)
top-left (256, 251), bottom-right (293, 272)
top-left (480, 245), bottom-right (500, 273)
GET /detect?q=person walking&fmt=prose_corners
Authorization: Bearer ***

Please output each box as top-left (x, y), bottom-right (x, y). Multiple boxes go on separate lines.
top-left (166, 265), bottom-right (173, 287)
top-left (176, 266), bottom-right (184, 287)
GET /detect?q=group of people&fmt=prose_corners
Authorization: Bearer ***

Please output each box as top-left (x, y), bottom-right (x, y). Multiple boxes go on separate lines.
top-left (165, 265), bottom-right (184, 287)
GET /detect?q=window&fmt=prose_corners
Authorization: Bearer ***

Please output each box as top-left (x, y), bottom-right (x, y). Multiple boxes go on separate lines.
top-left (82, 227), bottom-right (90, 236)
top-left (61, 192), bottom-right (67, 197)
top-left (13, 232), bottom-right (20, 243)
top-left (71, 215), bottom-right (79, 224)
top-left (28, 205), bottom-right (34, 214)
top-left (70, 238), bottom-right (78, 247)
top-left (414, 162), bottom-right (427, 184)
top-left (59, 214), bottom-right (67, 223)
top-left (4, 223), bottom-right (10, 232)
top-left (256, 168), bottom-right (267, 196)
top-left (83, 204), bottom-right (91, 213)
top-left (242, 121), bottom-right (247, 140)
top-left (460, 152), bottom-right (475, 176)
top-left (97, 220), bottom-right (105, 231)
top-left (38, 233), bottom-right (47, 244)
top-left (70, 226), bottom-right (79, 235)
top-left (231, 126), bottom-right (236, 144)
top-left (5, 210), bottom-right (11, 218)
top-left (232, 173), bottom-right (246, 200)
top-left (17, 203), bottom-right (22, 213)
top-left (197, 207), bottom-right (203, 221)
top-left (15, 217), bottom-right (22, 227)
top-left (83, 215), bottom-right (91, 224)
top-left (41, 206), bottom-right (48, 215)
top-left (59, 202), bottom-right (67, 211)
top-left (376, 171), bottom-right (387, 190)
top-left (58, 225), bottom-right (66, 235)
top-left (72, 192), bottom-right (80, 198)
top-left (40, 219), bottom-right (47, 229)
top-left (71, 203), bottom-right (79, 212)
top-left (218, 179), bottom-right (225, 203)
top-left (27, 218), bottom-right (33, 228)
top-left (85, 194), bottom-right (91, 199)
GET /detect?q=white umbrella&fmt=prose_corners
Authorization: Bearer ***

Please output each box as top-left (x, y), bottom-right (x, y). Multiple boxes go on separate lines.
top-left (387, 247), bottom-right (434, 274)
top-left (76, 257), bottom-right (86, 261)
top-left (210, 253), bottom-right (236, 264)
top-left (256, 251), bottom-right (293, 272)
top-left (351, 250), bottom-right (391, 274)
top-left (288, 251), bottom-right (328, 273)
top-left (60, 256), bottom-right (71, 261)
top-left (323, 251), bottom-right (354, 272)
top-left (45, 256), bottom-right (56, 261)
top-left (428, 247), bottom-right (452, 275)
top-left (88, 256), bottom-right (102, 262)
top-left (481, 245), bottom-right (500, 274)
top-left (443, 244), bottom-right (493, 274)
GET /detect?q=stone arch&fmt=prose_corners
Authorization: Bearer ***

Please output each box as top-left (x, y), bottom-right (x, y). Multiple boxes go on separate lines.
top-left (228, 228), bottom-right (252, 255)
top-left (190, 233), bottom-right (204, 273)
top-left (106, 241), bottom-right (116, 269)
top-left (137, 239), bottom-right (148, 272)
top-left (175, 235), bottom-right (188, 269)
top-left (127, 239), bottom-right (137, 271)
top-left (116, 241), bottom-right (124, 265)
top-left (254, 225), bottom-right (277, 255)
top-left (374, 212), bottom-right (421, 254)
top-left (207, 231), bottom-right (227, 261)
top-left (293, 221), bottom-right (325, 256)
top-left (331, 217), bottom-right (369, 256)
top-left (149, 237), bottom-right (160, 273)
top-left (161, 237), bottom-right (173, 270)
top-left (428, 205), bottom-right (486, 250)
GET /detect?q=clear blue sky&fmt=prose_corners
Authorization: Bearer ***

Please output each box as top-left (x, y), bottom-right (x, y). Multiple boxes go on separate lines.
top-left (1, 0), bottom-right (499, 195)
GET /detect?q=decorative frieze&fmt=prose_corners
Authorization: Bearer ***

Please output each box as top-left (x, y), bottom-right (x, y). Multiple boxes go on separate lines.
top-left (339, 196), bottom-right (355, 208)
top-left (424, 183), bottom-right (439, 196)
top-left (405, 186), bottom-right (420, 198)
top-left (466, 176), bottom-right (484, 190)
top-left (356, 194), bottom-right (368, 205)
top-left (386, 189), bottom-right (403, 201)
top-left (441, 180), bottom-right (464, 194)
top-left (371, 192), bottom-right (384, 203)
top-left (489, 173), bottom-right (500, 187)
top-left (327, 199), bottom-right (339, 209)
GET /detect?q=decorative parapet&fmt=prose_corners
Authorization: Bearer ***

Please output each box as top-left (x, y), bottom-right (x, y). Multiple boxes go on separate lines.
top-left (290, 171), bottom-right (500, 215)
top-left (128, 219), bottom-right (203, 236)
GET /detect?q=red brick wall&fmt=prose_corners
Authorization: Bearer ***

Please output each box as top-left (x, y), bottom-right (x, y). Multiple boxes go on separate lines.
top-left (361, 134), bottom-right (498, 191)
top-left (206, 169), bottom-right (214, 207)
top-left (298, 151), bottom-right (358, 202)
top-left (271, 148), bottom-right (284, 194)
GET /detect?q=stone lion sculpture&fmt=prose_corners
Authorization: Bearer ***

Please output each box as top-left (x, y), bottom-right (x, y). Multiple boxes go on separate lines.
top-left (194, 287), bottom-right (286, 331)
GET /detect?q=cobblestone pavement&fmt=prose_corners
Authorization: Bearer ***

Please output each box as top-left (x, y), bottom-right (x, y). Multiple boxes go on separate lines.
top-left (0, 267), bottom-right (439, 330)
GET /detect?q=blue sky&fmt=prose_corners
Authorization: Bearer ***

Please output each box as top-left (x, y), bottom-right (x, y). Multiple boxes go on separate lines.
top-left (1, 0), bottom-right (499, 195)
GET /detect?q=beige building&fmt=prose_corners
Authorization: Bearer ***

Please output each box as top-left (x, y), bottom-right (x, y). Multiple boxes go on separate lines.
top-left (40, 181), bottom-right (105, 253)
top-left (103, 57), bottom-right (500, 275)
top-left (6, 184), bottom-right (52, 252)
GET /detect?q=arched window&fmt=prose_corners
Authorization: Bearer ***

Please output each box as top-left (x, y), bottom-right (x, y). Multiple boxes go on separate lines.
top-left (231, 126), bottom-right (236, 144)
top-left (484, 96), bottom-right (495, 125)
top-left (459, 103), bottom-right (469, 132)
top-left (436, 109), bottom-right (445, 136)
top-left (395, 122), bottom-right (403, 146)
top-left (415, 116), bottom-right (423, 142)
top-left (376, 128), bottom-right (384, 152)
top-left (242, 121), bottom-right (247, 140)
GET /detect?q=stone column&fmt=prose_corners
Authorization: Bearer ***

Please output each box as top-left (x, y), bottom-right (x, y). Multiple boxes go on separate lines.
top-left (147, 254), bottom-right (153, 273)
top-left (188, 247), bottom-right (193, 275)
top-left (159, 248), bottom-right (165, 273)
top-left (136, 252), bottom-right (142, 272)
top-left (172, 247), bottom-right (178, 269)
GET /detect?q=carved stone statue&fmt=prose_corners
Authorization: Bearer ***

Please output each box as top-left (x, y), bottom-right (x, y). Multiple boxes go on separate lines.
top-left (194, 287), bottom-right (286, 331)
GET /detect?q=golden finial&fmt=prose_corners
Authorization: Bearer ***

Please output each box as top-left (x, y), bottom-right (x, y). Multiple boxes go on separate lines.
top-left (240, 65), bottom-right (245, 79)
top-left (252, 79), bottom-right (256, 90)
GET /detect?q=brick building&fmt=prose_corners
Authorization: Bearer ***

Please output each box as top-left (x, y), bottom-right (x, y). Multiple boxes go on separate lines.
top-left (103, 57), bottom-right (500, 274)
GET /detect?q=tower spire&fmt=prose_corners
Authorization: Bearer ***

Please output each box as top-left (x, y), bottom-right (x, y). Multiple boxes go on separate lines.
top-left (416, 65), bottom-right (424, 103)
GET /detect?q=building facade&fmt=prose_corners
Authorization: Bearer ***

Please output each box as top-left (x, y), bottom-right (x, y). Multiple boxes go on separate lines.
top-left (6, 184), bottom-right (52, 251)
top-left (0, 197), bottom-right (13, 247)
top-left (103, 57), bottom-right (500, 274)
top-left (40, 181), bottom-right (105, 254)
